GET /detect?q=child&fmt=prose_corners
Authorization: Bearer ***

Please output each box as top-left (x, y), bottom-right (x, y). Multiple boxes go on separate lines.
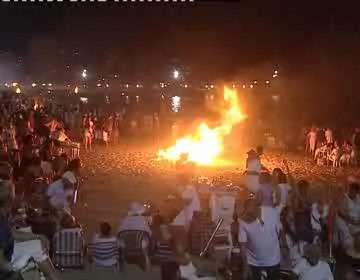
top-left (89, 222), bottom-right (119, 268)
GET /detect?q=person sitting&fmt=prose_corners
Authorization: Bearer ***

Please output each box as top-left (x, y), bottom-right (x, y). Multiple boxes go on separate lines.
top-left (0, 198), bottom-right (59, 279)
top-left (118, 202), bottom-right (152, 235)
top-left (88, 222), bottom-right (119, 269)
top-left (292, 244), bottom-right (333, 280)
top-left (328, 141), bottom-right (341, 167)
top-left (118, 202), bottom-right (152, 270)
top-left (336, 182), bottom-right (360, 249)
top-left (314, 142), bottom-right (327, 164)
top-left (175, 243), bottom-right (216, 280)
top-left (341, 141), bottom-right (352, 166)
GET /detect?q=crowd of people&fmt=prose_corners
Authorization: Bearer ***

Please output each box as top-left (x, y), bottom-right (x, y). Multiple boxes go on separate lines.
top-left (1, 94), bottom-right (360, 280)
top-left (305, 127), bottom-right (360, 167)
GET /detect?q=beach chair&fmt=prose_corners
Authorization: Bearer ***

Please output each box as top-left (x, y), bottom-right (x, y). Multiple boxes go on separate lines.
top-left (52, 227), bottom-right (86, 269)
top-left (88, 238), bottom-right (121, 270)
top-left (118, 230), bottom-right (151, 271)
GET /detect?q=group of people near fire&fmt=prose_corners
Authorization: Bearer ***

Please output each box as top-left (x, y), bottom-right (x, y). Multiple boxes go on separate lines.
top-left (304, 126), bottom-right (360, 167)
top-left (0, 94), bottom-right (359, 280)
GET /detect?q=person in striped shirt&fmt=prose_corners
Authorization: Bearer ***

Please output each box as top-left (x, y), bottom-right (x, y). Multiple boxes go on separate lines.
top-left (89, 222), bottom-right (119, 268)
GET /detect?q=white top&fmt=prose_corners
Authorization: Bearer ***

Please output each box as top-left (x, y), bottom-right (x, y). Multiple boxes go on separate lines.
top-left (238, 206), bottom-right (281, 267)
top-left (118, 215), bottom-right (152, 235)
top-left (278, 183), bottom-right (291, 208)
top-left (311, 203), bottom-right (329, 232)
top-left (62, 171), bottom-right (77, 184)
top-left (325, 129), bottom-right (333, 143)
top-left (172, 185), bottom-right (201, 230)
top-left (46, 179), bottom-right (70, 209)
top-left (246, 158), bottom-right (262, 193)
top-left (293, 259), bottom-right (333, 280)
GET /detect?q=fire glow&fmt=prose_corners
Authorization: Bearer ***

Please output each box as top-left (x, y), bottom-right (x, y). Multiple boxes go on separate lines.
top-left (157, 86), bottom-right (246, 165)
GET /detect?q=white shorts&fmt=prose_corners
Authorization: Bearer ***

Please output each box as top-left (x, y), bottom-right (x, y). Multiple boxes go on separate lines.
top-left (103, 131), bottom-right (109, 142)
top-left (11, 240), bottom-right (48, 270)
top-left (95, 130), bottom-right (102, 140)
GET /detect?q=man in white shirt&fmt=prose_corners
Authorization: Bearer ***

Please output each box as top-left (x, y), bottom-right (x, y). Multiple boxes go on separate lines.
top-left (170, 174), bottom-right (201, 248)
top-left (46, 178), bottom-right (73, 211)
top-left (292, 244), bottom-right (333, 280)
top-left (171, 179), bottom-right (201, 232)
top-left (118, 202), bottom-right (152, 235)
top-left (239, 198), bottom-right (287, 280)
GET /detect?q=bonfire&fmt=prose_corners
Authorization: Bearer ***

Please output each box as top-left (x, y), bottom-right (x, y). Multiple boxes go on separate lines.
top-left (157, 86), bottom-right (247, 166)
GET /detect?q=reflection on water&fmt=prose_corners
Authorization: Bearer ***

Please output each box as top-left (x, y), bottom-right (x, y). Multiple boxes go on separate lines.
top-left (171, 96), bottom-right (182, 112)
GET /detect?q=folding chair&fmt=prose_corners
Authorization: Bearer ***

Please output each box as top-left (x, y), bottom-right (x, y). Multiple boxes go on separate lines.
top-left (88, 238), bottom-right (121, 271)
top-left (118, 230), bottom-right (151, 271)
top-left (52, 227), bottom-right (86, 269)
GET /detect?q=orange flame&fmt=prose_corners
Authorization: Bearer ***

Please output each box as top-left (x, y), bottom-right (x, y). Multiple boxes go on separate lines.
top-left (157, 86), bottom-right (246, 165)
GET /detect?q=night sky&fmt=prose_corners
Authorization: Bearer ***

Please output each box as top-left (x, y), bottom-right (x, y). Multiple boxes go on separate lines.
top-left (1, 1), bottom-right (360, 123)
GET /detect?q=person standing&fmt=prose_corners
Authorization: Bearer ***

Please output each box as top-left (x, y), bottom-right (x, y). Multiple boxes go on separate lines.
top-left (325, 128), bottom-right (334, 144)
top-left (239, 197), bottom-right (287, 280)
top-left (308, 127), bottom-right (317, 155)
top-left (170, 173), bottom-right (201, 248)
top-left (245, 150), bottom-right (262, 194)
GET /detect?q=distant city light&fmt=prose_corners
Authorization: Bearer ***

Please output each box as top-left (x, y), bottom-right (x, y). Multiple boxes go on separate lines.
top-left (125, 84), bottom-right (129, 88)
top-left (82, 69), bottom-right (87, 78)
top-left (136, 84), bottom-right (141, 88)
top-left (184, 84), bottom-right (188, 88)
top-left (265, 80), bottom-right (270, 85)
top-left (48, 83), bottom-right (53, 87)
top-left (210, 84), bottom-right (215, 89)
top-left (272, 95), bottom-right (280, 101)
top-left (121, 92), bottom-right (125, 96)
top-left (15, 87), bottom-right (21, 94)
top-left (273, 74), bottom-right (278, 78)
top-left (250, 84), bottom-right (254, 89)
top-left (253, 80), bottom-right (258, 84)
top-left (31, 83), bottom-right (37, 87)
top-left (160, 82), bottom-right (165, 88)
top-left (42, 83), bottom-right (46, 87)
top-left (171, 96), bottom-right (181, 113)
top-left (232, 84), bottom-right (236, 88)
top-left (74, 86), bottom-right (79, 94)
top-left (242, 84), bottom-right (246, 89)
top-left (96, 83), bottom-right (101, 87)
top-left (4, 83), bottom-right (9, 88)
top-left (12, 82), bottom-right (18, 87)
top-left (173, 70), bottom-right (180, 80)
top-left (105, 84), bottom-right (109, 88)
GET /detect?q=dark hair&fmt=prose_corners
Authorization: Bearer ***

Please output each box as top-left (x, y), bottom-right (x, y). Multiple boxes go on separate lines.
top-left (100, 222), bottom-right (112, 236)
top-left (349, 183), bottom-right (360, 193)
top-left (259, 172), bottom-right (272, 184)
top-left (280, 206), bottom-right (297, 244)
top-left (297, 180), bottom-right (309, 190)
top-left (256, 146), bottom-right (263, 155)
top-left (278, 172), bottom-right (287, 184)
top-left (272, 168), bottom-right (283, 177)
top-left (68, 158), bottom-right (81, 172)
